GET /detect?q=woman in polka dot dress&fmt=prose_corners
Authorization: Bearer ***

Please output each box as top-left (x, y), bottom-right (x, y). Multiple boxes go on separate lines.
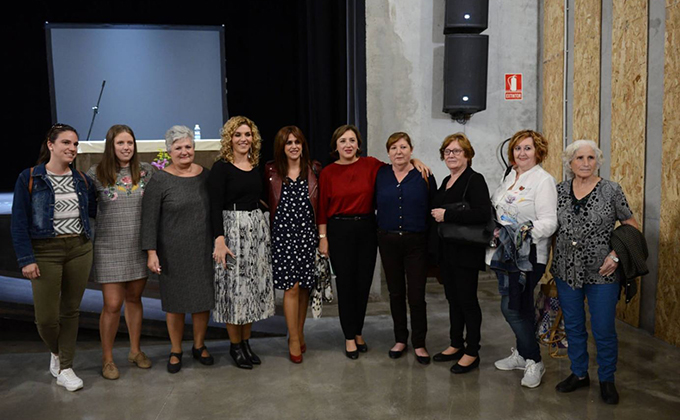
top-left (265, 126), bottom-right (322, 363)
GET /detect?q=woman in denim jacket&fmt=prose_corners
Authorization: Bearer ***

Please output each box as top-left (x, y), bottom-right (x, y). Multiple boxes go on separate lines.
top-left (11, 123), bottom-right (96, 392)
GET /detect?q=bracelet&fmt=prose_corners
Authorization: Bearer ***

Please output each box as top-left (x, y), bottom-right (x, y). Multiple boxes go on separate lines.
top-left (319, 234), bottom-right (327, 239)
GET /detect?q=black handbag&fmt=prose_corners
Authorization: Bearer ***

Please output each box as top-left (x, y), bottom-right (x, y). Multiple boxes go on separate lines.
top-left (437, 173), bottom-right (495, 245)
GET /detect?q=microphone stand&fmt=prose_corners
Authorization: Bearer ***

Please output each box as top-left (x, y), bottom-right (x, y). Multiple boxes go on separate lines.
top-left (86, 80), bottom-right (106, 141)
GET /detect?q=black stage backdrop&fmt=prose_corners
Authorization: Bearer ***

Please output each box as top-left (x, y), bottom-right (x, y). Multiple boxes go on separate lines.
top-left (3, 0), bottom-right (366, 191)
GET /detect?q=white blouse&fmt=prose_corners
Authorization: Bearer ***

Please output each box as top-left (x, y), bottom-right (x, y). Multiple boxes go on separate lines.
top-left (486, 165), bottom-right (558, 265)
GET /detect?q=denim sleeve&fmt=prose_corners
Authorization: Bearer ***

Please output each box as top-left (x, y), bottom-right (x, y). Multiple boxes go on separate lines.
top-left (86, 173), bottom-right (97, 219)
top-left (10, 170), bottom-right (35, 268)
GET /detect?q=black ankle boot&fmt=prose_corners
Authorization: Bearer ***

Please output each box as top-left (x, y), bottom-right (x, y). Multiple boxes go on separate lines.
top-left (600, 381), bottom-right (619, 404)
top-left (230, 342), bottom-right (253, 369)
top-left (242, 339), bottom-right (261, 365)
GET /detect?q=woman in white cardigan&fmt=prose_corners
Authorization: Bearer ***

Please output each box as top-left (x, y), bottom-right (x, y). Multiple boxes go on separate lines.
top-left (488, 130), bottom-right (557, 389)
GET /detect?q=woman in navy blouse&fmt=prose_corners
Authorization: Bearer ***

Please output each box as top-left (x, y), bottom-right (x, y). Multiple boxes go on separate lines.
top-left (375, 132), bottom-right (436, 364)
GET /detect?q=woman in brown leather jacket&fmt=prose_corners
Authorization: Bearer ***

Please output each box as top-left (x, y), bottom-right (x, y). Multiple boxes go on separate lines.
top-left (265, 126), bottom-right (322, 363)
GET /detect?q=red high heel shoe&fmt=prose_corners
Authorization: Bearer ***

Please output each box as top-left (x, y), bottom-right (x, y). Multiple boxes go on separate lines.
top-left (288, 338), bottom-right (303, 363)
top-left (301, 343), bottom-right (307, 354)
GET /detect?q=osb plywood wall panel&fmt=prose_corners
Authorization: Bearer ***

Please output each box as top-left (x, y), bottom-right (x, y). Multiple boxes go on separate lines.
top-left (573, 0), bottom-right (601, 143)
top-left (542, 0), bottom-right (564, 180)
top-left (655, 0), bottom-right (680, 347)
top-left (611, 0), bottom-right (648, 327)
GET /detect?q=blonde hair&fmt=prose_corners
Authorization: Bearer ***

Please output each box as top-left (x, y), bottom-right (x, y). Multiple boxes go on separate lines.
top-left (218, 116), bottom-right (262, 166)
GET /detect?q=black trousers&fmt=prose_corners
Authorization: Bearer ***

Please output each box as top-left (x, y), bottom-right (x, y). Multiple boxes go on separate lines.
top-left (440, 259), bottom-right (482, 356)
top-left (327, 217), bottom-right (378, 340)
top-left (377, 231), bottom-right (428, 348)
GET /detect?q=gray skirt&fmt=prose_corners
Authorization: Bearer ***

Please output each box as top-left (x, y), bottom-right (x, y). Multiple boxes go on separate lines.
top-left (212, 209), bottom-right (275, 324)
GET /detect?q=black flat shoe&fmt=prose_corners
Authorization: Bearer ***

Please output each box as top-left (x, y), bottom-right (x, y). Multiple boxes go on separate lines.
top-left (450, 356), bottom-right (480, 374)
top-left (167, 351), bottom-right (183, 374)
top-left (415, 353), bottom-right (431, 365)
top-left (600, 381), bottom-right (619, 405)
top-left (356, 342), bottom-right (368, 353)
top-left (433, 348), bottom-right (465, 362)
top-left (388, 344), bottom-right (407, 359)
top-left (230, 342), bottom-right (253, 369)
top-left (345, 348), bottom-right (359, 360)
top-left (556, 373), bottom-right (590, 393)
top-left (192, 345), bottom-right (214, 365)
top-left (242, 339), bottom-right (261, 365)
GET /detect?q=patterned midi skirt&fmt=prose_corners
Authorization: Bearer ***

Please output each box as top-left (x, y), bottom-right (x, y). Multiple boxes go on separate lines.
top-left (213, 209), bottom-right (275, 324)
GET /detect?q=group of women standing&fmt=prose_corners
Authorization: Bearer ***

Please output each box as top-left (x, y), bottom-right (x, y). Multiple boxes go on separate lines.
top-left (11, 121), bottom-right (636, 405)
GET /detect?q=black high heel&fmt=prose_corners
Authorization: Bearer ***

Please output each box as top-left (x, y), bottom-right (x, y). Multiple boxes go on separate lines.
top-left (242, 340), bottom-right (261, 365)
top-left (230, 342), bottom-right (253, 369)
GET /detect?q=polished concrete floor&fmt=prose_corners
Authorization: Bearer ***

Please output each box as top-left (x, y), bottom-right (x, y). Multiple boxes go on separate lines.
top-left (1, 274), bottom-right (679, 420)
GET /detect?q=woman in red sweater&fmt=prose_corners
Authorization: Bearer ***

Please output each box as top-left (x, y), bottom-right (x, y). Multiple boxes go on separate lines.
top-left (318, 124), bottom-right (428, 359)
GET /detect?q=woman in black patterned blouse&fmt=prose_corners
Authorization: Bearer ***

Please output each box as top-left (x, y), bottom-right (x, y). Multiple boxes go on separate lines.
top-left (551, 140), bottom-right (638, 405)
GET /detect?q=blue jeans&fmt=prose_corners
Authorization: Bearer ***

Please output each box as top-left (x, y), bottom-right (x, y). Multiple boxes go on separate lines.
top-left (555, 278), bottom-right (619, 382)
top-left (500, 267), bottom-right (544, 363)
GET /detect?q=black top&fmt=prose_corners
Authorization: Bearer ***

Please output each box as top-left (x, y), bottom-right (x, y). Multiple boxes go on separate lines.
top-left (375, 166), bottom-right (436, 232)
top-left (207, 159), bottom-right (263, 238)
top-left (431, 166), bottom-right (491, 270)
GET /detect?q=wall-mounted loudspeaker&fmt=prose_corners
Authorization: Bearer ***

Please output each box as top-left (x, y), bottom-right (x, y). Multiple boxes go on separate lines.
top-left (443, 34), bottom-right (489, 118)
top-left (444, 0), bottom-right (489, 34)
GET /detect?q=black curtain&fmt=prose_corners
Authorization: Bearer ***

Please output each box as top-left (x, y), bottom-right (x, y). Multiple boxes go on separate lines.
top-left (2, 0), bottom-right (366, 191)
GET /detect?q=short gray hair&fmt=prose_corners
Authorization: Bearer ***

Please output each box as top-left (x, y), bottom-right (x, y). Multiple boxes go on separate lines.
top-left (164, 125), bottom-right (195, 151)
top-left (562, 139), bottom-right (603, 179)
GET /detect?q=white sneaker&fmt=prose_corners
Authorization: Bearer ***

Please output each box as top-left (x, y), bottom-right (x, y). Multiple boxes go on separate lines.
top-left (521, 360), bottom-right (545, 388)
top-left (56, 368), bottom-right (84, 392)
top-left (49, 353), bottom-right (60, 378)
top-left (494, 347), bottom-right (526, 371)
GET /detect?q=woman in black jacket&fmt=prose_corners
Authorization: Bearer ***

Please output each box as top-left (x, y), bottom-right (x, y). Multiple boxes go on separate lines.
top-left (430, 133), bottom-right (491, 374)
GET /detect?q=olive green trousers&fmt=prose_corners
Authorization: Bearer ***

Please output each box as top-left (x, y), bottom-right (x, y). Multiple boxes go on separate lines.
top-left (30, 236), bottom-right (92, 370)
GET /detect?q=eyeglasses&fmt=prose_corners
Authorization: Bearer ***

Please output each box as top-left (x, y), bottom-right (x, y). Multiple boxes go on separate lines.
top-left (444, 148), bottom-right (464, 156)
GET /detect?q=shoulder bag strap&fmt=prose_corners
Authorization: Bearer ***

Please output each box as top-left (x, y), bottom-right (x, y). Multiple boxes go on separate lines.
top-left (460, 172), bottom-right (475, 202)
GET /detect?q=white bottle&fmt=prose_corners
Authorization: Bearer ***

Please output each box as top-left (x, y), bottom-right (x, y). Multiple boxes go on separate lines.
top-left (194, 124), bottom-right (201, 140)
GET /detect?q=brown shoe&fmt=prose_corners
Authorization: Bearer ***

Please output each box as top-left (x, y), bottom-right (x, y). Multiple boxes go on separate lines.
top-left (128, 351), bottom-right (152, 369)
top-left (102, 361), bottom-right (120, 380)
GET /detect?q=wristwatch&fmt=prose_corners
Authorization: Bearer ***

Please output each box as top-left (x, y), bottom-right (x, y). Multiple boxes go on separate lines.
top-left (319, 234), bottom-right (327, 239)
top-left (608, 254), bottom-right (619, 263)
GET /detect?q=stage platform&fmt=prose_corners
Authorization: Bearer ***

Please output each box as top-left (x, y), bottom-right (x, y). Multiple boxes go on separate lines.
top-left (0, 192), bottom-right (286, 339)
top-left (0, 275), bottom-right (286, 339)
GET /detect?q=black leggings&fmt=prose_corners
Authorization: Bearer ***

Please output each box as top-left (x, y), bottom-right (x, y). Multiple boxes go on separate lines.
top-left (327, 217), bottom-right (378, 340)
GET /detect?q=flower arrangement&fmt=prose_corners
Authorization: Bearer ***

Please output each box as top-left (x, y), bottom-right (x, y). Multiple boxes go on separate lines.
top-left (151, 149), bottom-right (171, 170)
